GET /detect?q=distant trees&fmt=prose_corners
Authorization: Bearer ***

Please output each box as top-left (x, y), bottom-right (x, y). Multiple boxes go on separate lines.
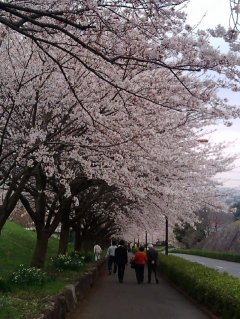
top-left (173, 207), bottom-right (234, 248)
top-left (173, 221), bottom-right (206, 249)
top-left (231, 201), bottom-right (240, 220)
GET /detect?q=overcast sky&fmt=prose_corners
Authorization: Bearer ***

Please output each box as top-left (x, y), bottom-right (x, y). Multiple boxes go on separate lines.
top-left (186, 0), bottom-right (230, 28)
top-left (185, 0), bottom-right (240, 189)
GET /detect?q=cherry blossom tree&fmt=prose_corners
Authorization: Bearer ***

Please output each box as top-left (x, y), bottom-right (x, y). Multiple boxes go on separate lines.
top-left (70, 184), bottom-right (128, 252)
top-left (1, 1), bottom-right (240, 259)
top-left (57, 177), bottom-right (117, 254)
top-left (0, 33), bottom-right (87, 232)
top-left (0, 33), bottom-right (238, 226)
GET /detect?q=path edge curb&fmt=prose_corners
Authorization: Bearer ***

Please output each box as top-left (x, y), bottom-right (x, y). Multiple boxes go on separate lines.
top-left (33, 259), bottom-right (106, 319)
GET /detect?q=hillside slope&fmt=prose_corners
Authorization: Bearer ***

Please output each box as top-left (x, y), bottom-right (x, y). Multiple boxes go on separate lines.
top-left (196, 220), bottom-right (240, 252)
top-left (0, 221), bottom-right (59, 275)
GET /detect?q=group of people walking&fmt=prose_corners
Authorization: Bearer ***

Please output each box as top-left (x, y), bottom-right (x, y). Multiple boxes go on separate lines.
top-left (105, 240), bottom-right (159, 284)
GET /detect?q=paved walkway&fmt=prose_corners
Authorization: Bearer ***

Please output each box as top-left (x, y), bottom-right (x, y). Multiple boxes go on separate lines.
top-left (68, 261), bottom-right (211, 319)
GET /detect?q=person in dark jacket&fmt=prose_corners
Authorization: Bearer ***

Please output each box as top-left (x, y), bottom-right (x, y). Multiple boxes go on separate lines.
top-left (115, 240), bottom-right (128, 283)
top-left (147, 244), bottom-right (159, 284)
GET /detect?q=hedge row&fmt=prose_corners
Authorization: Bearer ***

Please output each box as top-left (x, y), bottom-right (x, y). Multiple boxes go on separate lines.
top-left (158, 254), bottom-right (240, 319)
top-left (173, 249), bottom-right (240, 263)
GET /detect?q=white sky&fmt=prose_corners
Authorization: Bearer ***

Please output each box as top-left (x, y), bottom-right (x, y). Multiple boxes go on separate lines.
top-left (186, 0), bottom-right (240, 188)
top-left (185, 0), bottom-right (231, 28)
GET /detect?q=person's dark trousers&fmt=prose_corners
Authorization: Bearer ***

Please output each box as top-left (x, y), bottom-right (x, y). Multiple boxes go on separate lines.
top-left (117, 263), bottom-right (125, 282)
top-left (135, 264), bottom-right (145, 284)
top-left (113, 261), bottom-right (117, 274)
top-left (108, 256), bottom-right (117, 274)
top-left (147, 263), bottom-right (159, 283)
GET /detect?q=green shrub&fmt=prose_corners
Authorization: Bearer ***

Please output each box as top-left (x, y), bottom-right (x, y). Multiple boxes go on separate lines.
top-left (0, 295), bottom-right (13, 308)
top-left (0, 277), bottom-right (10, 292)
top-left (132, 247), bottom-right (138, 253)
top-left (51, 254), bottom-right (84, 271)
top-left (69, 251), bottom-right (94, 263)
top-left (159, 255), bottom-right (240, 318)
top-left (9, 265), bottom-right (46, 287)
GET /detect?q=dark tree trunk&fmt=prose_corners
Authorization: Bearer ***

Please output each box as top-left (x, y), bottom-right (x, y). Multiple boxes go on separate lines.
top-left (0, 206), bottom-right (11, 234)
top-left (0, 194), bottom-right (23, 233)
top-left (57, 197), bottom-right (72, 255)
top-left (0, 171), bottom-right (31, 233)
top-left (74, 227), bottom-right (82, 252)
top-left (31, 231), bottom-right (49, 268)
top-left (81, 233), bottom-right (94, 252)
top-left (58, 224), bottom-right (70, 255)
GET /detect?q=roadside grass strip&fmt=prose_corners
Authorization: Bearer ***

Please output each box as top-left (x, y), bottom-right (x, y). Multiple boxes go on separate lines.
top-left (159, 254), bottom-right (240, 319)
top-left (0, 222), bottom-right (95, 319)
top-left (173, 249), bottom-right (240, 263)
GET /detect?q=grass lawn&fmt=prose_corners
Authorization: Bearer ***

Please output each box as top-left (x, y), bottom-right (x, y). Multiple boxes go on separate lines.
top-left (0, 221), bottom-right (94, 319)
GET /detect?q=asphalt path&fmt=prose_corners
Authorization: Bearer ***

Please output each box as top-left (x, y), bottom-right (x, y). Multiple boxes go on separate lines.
top-left (172, 253), bottom-right (240, 278)
top-left (68, 259), bottom-right (209, 319)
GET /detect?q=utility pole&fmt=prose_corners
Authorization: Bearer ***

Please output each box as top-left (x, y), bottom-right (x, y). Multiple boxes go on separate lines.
top-left (165, 216), bottom-right (168, 255)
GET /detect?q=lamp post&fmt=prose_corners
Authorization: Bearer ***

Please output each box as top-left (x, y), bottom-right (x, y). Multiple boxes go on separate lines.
top-left (165, 216), bottom-right (168, 255)
top-left (137, 234), bottom-right (139, 247)
top-left (151, 201), bottom-right (169, 255)
top-left (145, 230), bottom-right (148, 248)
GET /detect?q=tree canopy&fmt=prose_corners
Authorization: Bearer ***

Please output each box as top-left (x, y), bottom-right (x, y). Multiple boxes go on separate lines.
top-left (0, 0), bottom-right (239, 265)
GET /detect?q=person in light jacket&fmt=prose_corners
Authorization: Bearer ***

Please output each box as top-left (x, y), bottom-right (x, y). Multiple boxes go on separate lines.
top-left (106, 240), bottom-right (117, 275)
top-left (93, 243), bottom-right (102, 261)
